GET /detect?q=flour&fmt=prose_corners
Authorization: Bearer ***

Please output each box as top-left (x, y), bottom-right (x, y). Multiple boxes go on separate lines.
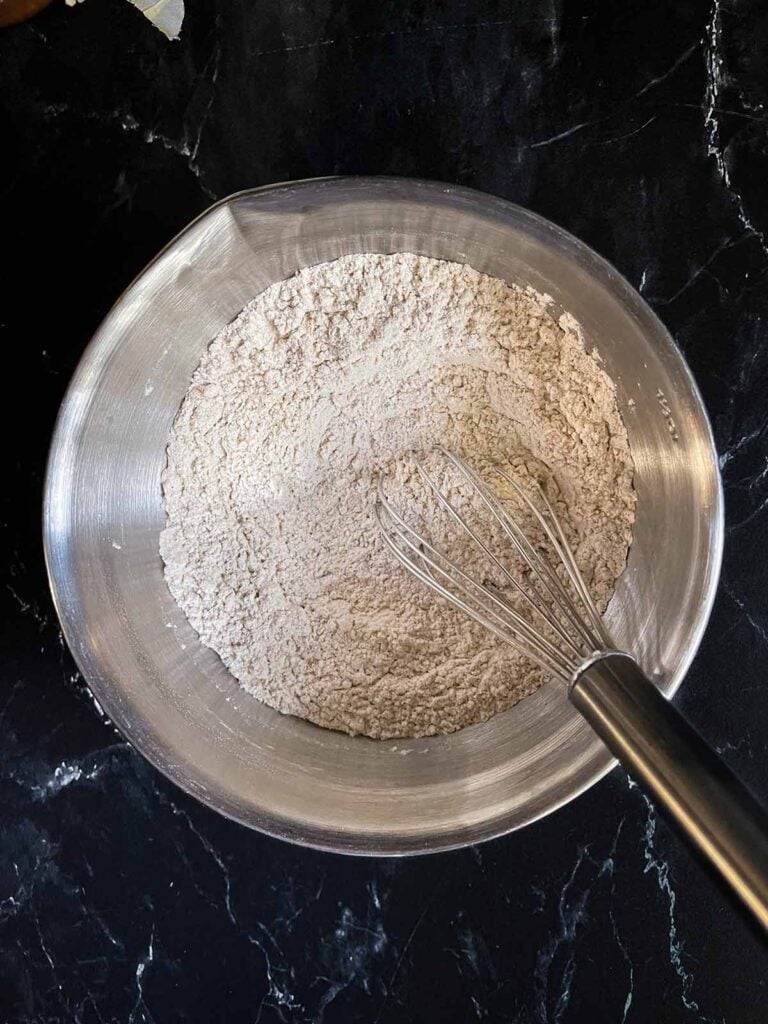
top-left (160, 254), bottom-right (635, 739)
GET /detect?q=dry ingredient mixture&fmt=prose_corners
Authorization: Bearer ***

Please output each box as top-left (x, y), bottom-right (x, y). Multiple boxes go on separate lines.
top-left (160, 254), bottom-right (635, 739)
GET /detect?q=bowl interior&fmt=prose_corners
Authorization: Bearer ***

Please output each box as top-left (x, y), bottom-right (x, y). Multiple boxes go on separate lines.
top-left (44, 178), bottom-right (722, 853)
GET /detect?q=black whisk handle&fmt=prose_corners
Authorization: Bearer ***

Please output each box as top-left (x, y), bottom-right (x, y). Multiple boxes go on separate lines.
top-left (571, 652), bottom-right (768, 932)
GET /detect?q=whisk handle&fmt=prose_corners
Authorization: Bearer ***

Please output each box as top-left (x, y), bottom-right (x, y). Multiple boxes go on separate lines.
top-left (571, 652), bottom-right (768, 931)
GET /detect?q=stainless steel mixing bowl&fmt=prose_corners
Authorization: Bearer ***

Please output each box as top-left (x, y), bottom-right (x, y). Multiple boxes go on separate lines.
top-left (43, 177), bottom-right (723, 854)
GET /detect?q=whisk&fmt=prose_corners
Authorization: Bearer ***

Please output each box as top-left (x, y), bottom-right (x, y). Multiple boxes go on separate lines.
top-left (376, 447), bottom-right (768, 930)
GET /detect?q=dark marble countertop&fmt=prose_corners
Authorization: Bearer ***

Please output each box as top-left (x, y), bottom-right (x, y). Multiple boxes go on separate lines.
top-left (2, 0), bottom-right (768, 1020)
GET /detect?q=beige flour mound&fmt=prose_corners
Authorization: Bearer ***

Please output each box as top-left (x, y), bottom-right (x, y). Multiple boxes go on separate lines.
top-left (160, 254), bottom-right (635, 739)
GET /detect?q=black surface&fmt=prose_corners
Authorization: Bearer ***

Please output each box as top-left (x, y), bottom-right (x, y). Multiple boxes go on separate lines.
top-left (2, 0), bottom-right (768, 1020)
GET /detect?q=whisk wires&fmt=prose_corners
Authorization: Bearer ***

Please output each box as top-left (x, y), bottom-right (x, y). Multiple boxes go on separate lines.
top-left (375, 448), bottom-right (613, 683)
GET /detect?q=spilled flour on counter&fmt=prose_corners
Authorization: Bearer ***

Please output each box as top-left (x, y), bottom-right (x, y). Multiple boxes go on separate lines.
top-left (160, 254), bottom-right (635, 739)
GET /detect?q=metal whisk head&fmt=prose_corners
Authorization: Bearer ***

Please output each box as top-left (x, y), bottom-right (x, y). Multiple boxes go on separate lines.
top-left (375, 448), bottom-right (615, 683)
